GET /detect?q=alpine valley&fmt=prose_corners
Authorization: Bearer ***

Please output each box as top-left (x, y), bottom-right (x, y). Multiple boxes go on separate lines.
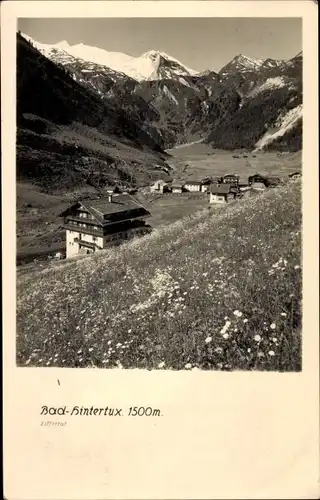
top-left (17, 32), bottom-right (302, 194)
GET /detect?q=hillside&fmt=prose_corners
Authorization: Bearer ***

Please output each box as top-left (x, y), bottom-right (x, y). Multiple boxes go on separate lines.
top-left (17, 181), bottom-right (302, 371)
top-left (17, 33), bottom-right (171, 193)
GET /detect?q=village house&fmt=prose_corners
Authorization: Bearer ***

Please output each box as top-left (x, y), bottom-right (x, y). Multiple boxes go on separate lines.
top-left (289, 172), bottom-right (302, 180)
top-left (248, 173), bottom-right (267, 187)
top-left (221, 174), bottom-right (240, 187)
top-left (171, 182), bottom-right (184, 194)
top-left (238, 176), bottom-right (250, 191)
top-left (60, 194), bottom-right (152, 259)
top-left (209, 184), bottom-right (238, 204)
top-left (200, 179), bottom-right (212, 192)
top-left (184, 180), bottom-right (203, 192)
top-left (150, 179), bottom-right (169, 194)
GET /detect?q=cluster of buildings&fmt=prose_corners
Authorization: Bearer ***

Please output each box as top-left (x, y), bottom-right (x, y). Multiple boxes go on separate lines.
top-left (150, 171), bottom-right (301, 204)
top-left (59, 171), bottom-right (301, 259)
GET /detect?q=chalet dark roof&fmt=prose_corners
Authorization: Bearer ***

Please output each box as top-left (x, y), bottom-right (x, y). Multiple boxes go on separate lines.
top-left (223, 173), bottom-right (239, 178)
top-left (210, 183), bottom-right (235, 195)
top-left (289, 171), bottom-right (302, 177)
top-left (89, 194), bottom-right (148, 216)
top-left (60, 194), bottom-right (150, 224)
top-left (249, 173), bottom-right (267, 179)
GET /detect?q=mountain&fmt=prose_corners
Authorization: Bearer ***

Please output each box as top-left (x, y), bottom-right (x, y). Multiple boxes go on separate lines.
top-left (21, 33), bottom-right (199, 81)
top-left (16, 33), bottom-right (171, 193)
top-left (204, 51), bottom-right (303, 151)
top-left (20, 32), bottom-right (302, 152)
top-left (133, 76), bottom-right (241, 146)
top-left (219, 54), bottom-right (264, 76)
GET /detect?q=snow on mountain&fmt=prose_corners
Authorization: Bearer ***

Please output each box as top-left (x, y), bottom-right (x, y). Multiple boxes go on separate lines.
top-left (260, 58), bottom-right (287, 70)
top-left (247, 76), bottom-right (294, 98)
top-left (219, 54), bottom-right (264, 75)
top-left (20, 33), bottom-right (198, 82)
top-left (254, 104), bottom-right (302, 150)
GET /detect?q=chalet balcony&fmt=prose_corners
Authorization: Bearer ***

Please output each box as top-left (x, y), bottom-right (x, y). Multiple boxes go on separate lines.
top-left (63, 221), bottom-right (103, 238)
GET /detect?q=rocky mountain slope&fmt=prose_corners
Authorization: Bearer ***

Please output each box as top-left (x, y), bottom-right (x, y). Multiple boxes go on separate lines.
top-left (206, 52), bottom-right (302, 151)
top-left (17, 33), bottom-right (171, 193)
top-left (19, 32), bottom-right (302, 156)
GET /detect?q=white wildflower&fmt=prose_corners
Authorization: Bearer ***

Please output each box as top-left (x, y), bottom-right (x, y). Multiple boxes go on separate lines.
top-left (205, 336), bottom-right (213, 344)
top-left (158, 361), bottom-right (165, 369)
top-left (270, 323), bottom-right (276, 330)
top-left (254, 334), bottom-right (261, 342)
top-left (185, 363), bottom-right (192, 369)
top-left (268, 350), bottom-right (275, 356)
top-left (233, 310), bottom-right (243, 317)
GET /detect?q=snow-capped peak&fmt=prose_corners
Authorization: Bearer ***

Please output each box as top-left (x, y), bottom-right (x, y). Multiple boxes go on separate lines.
top-left (229, 53), bottom-right (264, 69)
top-left (19, 32), bottom-right (198, 82)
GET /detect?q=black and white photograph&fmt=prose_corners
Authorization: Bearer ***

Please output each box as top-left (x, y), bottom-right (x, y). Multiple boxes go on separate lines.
top-left (16, 16), bottom-right (303, 371)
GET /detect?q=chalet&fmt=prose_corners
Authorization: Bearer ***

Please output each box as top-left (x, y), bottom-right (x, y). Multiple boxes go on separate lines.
top-left (60, 194), bottom-right (152, 259)
top-left (221, 174), bottom-right (240, 187)
top-left (248, 173), bottom-right (267, 187)
top-left (238, 176), bottom-right (250, 191)
top-left (184, 180), bottom-right (203, 192)
top-left (200, 179), bottom-right (212, 193)
top-left (171, 182), bottom-right (184, 194)
top-left (289, 172), bottom-right (302, 180)
top-left (209, 184), bottom-right (238, 204)
top-left (150, 180), bottom-right (169, 194)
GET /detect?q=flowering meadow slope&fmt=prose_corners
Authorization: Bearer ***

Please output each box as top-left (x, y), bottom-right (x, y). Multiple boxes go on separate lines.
top-left (17, 182), bottom-right (302, 371)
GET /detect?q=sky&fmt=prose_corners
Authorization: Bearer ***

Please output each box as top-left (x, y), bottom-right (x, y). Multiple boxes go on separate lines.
top-left (19, 18), bottom-right (302, 72)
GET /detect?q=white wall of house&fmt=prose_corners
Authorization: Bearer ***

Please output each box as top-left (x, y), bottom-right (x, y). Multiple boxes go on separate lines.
top-left (150, 181), bottom-right (166, 193)
top-left (185, 184), bottom-right (201, 192)
top-left (209, 194), bottom-right (227, 204)
top-left (252, 182), bottom-right (266, 190)
top-left (172, 187), bottom-right (182, 193)
top-left (201, 184), bottom-right (209, 192)
top-left (66, 229), bottom-right (103, 258)
top-left (66, 229), bottom-right (80, 258)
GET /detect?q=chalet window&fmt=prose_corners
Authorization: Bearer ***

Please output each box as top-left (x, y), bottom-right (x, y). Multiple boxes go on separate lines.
top-left (92, 236), bottom-right (97, 242)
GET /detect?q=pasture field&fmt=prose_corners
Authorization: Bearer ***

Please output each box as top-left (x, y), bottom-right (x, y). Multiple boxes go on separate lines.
top-left (17, 180), bottom-right (302, 371)
top-left (166, 142), bottom-right (302, 181)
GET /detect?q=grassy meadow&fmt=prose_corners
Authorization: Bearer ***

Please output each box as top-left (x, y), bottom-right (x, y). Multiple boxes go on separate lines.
top-left (17, 180), bottom-right (302, 371)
